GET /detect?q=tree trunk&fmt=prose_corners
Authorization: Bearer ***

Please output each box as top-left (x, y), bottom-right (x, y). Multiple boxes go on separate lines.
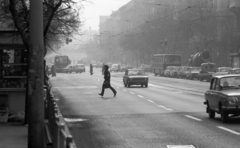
top-left (28, 0), bottom-right (44, 148)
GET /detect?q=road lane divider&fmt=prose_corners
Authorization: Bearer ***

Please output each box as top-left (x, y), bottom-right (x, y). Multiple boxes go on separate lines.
top-left (123, 89), bottom-right (127, 91)
top-left (130, 92), bottom-right (135, 94)
top-left (137, 95), bottom-right (144, 98)
top-left (157, 105), bottom-right (173, 111)
top-left (185, 115), bottom-right (202, 121)
top-left (217, 126), bottom-right (240, 135)
top-left (147, 100), bottom-right (154, 103)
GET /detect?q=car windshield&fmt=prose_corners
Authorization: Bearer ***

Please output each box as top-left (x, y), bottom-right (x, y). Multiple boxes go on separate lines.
top-left (128, 70), bottom-right (145, 75)
top-left (220, 76), bottom-right (240, 89)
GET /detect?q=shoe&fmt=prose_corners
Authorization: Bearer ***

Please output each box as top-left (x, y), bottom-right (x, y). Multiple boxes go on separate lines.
top-left (114, 92), bottom-right (117, 97)
top-left (98, 93), bottom-right (103, 96)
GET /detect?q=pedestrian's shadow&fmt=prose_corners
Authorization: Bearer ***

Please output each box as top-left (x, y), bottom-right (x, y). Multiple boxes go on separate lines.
top-left (101, 96), bottom-right (114, 100)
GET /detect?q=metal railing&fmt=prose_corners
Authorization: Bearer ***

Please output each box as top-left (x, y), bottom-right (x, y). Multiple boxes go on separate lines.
top-left (45, 86), bottom-right (75, 148)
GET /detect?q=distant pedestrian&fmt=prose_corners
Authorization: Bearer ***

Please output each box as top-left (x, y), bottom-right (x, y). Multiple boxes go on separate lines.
top-left (90, 64), bottom-right (93, 75)
top-left (99, 65), bottom-right (117, 97)
top-left (51, 65), bottom-right (56, 77)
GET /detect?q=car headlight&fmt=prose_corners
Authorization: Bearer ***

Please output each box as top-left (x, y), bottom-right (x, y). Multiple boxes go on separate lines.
top-left (228, 97), bottom-right (238, 104)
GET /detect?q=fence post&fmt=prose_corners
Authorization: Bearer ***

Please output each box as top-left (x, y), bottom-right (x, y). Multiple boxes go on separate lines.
top-left (59, 129), bottom-right (67, 148)
top-left (66, 135), bottom-right (73, 148)
top-left (53, 122), bottom-right (64, 148)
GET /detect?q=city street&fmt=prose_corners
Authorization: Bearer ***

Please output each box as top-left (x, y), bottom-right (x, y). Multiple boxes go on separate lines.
top-left (50, 68), bottom-right (240, 148)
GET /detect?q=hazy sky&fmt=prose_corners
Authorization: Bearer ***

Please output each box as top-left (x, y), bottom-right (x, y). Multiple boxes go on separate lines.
top-left (82, 0), bottom-right (131, 30)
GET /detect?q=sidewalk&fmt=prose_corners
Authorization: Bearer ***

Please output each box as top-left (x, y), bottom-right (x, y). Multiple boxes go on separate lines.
top-left (0, 122), bottom-right (27, 148)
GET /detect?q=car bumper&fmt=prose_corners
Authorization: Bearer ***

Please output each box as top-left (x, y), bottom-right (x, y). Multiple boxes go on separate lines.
top-left (222, 106), bottom-right (240, 114)
top-left (128, 81), bottom-right (148, 85)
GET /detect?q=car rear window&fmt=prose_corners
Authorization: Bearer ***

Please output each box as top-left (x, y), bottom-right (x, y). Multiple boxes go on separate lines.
top-left (128, 70), bottom-right (145, 75)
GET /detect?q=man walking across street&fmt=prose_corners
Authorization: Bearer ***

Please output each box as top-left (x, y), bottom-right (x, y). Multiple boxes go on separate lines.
top-left (99, 65), bottom-right (117, 97)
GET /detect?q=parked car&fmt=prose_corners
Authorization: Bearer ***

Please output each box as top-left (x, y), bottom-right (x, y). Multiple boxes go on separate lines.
top-left (213, 67), bottom-right (232, 76)
top-left (62, 65), bottom-right (73, 73)
top-left (110, 64), bottom-right (121, 72)
top-left (199, 62), bottom-right (216, 82)
top-left (123, 69), bottom-right (148, 88)
top-left (140, 64), bottom-right (152, 72)
top-left (204, 74), bottom-right (240, 123)
top-left (164, 66), bottom-right (173, 77)
top-left (169, 66), bottom-right (178, 78)
top-left (173, 66), bottom-right (181, 78)
top-left (185, 67), bottom-right (201, 80)
top-left (228, 68), bottom-right (240, 74)
top-left (178, 66), bottom-right (190, 79)
top-left (76, 64), bottom-right (85, 72)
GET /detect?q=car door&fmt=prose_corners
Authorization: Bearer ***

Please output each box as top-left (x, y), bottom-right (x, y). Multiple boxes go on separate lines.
top-left (211, 78), bottom-right (222, 111)
top-left (213, 78), bottom-right (223, 112)
top-left (206, 78), bottom-right (217, 110)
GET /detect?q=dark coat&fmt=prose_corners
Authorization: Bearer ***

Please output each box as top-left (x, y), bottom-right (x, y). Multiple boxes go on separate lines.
top-left (104, 70), bottom-right (111, 82)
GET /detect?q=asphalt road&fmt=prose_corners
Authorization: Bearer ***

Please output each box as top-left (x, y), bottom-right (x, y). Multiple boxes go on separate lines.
top-left (50, 67), bottom-right (240, 148)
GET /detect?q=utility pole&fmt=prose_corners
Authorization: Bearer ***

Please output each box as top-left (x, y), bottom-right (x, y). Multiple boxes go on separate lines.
top-left (29, 0), bottom-right (44, 148)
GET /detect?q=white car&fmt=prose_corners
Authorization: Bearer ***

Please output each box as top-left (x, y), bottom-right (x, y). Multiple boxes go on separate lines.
top-left (213, 67), bottom-right (232, 76)
top-left (110, 64), bottom-right (120, 72)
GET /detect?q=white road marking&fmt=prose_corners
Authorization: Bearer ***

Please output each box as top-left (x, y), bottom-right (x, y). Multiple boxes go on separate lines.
top-left (137, 95), bottom-right (144, 98)
top-left (130, 92), bottom-right (135, 94)
top-left (217, 126), bottom-right (240, 135)
top-left (123, 89), bottom-right (127, 91)
top-left (185, 115), bottom-right (202, 121)
top-left (147, 100), bottom-right (154, 103)
top-left (157, 105), bottom-right (173, 111)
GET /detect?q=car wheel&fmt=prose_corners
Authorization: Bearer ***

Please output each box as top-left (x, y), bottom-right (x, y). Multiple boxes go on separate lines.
top-left (145, 84), bottom-right (148, 88)
top-left (221, 109), bottom-right (228, 123)
top-left (208, 107), bottom-right (215, 119)
top-left (141, 84), bottom-right (143, 87)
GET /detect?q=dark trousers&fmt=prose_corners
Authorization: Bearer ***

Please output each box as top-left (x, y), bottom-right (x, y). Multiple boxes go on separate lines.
top-left (100, 83), bottom-right (116, 95)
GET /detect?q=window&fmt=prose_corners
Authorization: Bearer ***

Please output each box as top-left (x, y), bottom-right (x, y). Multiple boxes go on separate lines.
top-left (210, 78), bottom-right (217, 90)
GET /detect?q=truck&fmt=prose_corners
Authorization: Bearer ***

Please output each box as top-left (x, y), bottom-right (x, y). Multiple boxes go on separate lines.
top-left (188, 50), bottom-right (211, 67)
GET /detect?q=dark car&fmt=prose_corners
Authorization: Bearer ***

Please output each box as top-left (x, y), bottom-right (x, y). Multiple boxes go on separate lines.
top-left (62, 64), bottom-right (85, 73)
top-left (123, 69), bottom-right (148, 88)
top-left (199, 62), bottom-right (216, 82)
top-left (204, 74), bottom-right (240, 123)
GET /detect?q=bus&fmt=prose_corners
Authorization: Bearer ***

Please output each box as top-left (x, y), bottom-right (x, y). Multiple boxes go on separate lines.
top-left (151, 54), bottom-right (181, 76)
top-left (54, 55), bottom-right (71, 72)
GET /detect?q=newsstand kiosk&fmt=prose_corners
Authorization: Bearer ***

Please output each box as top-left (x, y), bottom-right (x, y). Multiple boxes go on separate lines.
top-left (0, 43), bottom-right (27, 122)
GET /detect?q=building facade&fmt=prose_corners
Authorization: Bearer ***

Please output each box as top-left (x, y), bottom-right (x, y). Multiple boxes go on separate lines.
top-left (100, 0), bottom-right (240, 67)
